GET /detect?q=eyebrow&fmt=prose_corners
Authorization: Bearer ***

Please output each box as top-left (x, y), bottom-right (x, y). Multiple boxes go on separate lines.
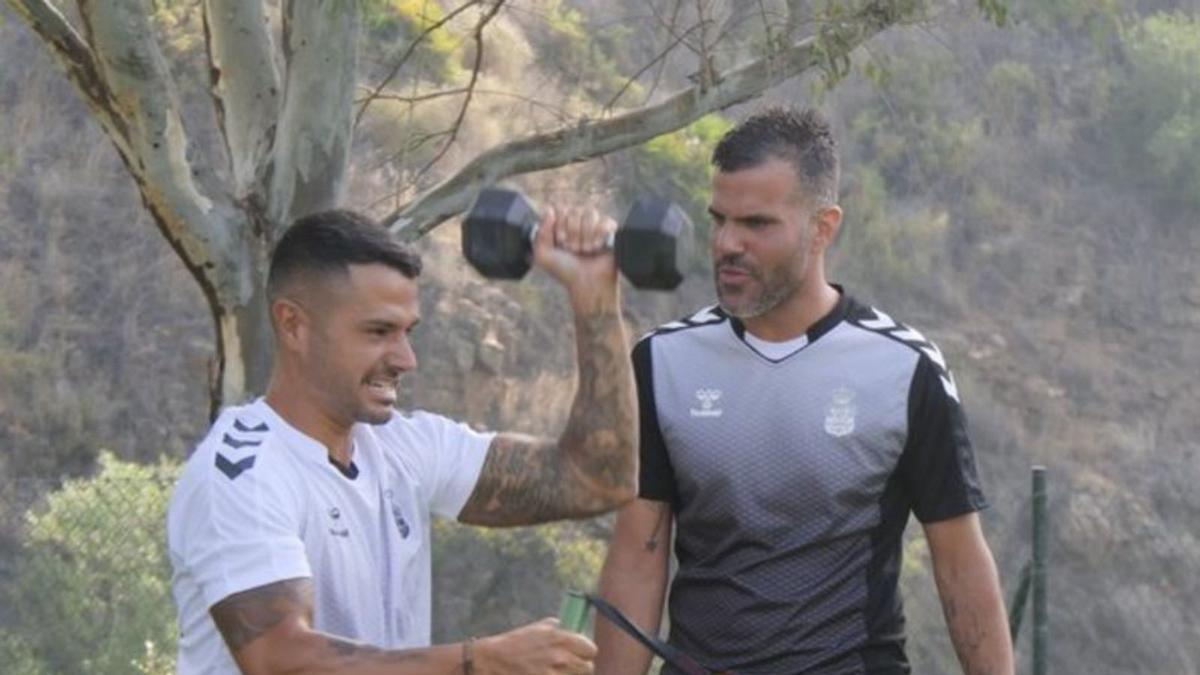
top-left (361, 317), bottom-right (421, 331)
top-left (707, 207), bottom-right (779, 225)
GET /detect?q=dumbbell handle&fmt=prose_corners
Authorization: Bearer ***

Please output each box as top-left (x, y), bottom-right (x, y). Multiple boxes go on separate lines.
top-left (464, 187), bottom-right (688, 289)
top-left (527, 221), bottom-right (617, 252)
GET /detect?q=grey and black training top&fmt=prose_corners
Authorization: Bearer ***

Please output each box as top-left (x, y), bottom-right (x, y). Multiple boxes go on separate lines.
top-left (636, 291), bottom-right (987, 674)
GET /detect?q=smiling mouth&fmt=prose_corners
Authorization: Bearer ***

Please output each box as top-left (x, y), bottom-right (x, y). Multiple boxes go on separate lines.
top-left (365, 379), bottom-right (398, 402)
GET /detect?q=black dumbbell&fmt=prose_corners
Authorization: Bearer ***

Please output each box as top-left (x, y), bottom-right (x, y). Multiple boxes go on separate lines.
top-left (461, 188), bottom-right (692, 290)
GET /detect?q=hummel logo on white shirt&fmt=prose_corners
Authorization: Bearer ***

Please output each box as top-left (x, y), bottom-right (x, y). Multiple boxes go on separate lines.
top-left (690, 388), bottom-right (723, 417)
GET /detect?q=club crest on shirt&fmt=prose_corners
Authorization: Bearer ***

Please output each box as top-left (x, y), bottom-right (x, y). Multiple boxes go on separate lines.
top-left (824, 386), bottom-right (857, 437)
top-left (690, 388), bottom-right (723, 418)
top-left (327, 506), bottom-right (349, 538)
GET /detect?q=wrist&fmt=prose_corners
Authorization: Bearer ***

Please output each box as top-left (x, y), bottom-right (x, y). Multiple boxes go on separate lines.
top-left (461, 636), bottom-right (475, 675)
top-left (467, 635), bottom-right (497, 675)
top-left (568, 283), bottom-right (620, 316)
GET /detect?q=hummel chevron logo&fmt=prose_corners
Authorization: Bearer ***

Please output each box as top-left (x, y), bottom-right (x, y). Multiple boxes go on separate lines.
top-left (858, 309), bottom-right (961, 403)
top-left (234, 419), bottom-right (269, 433)
top-left (223, 433), bottom-right (263, 449)
top-left (216, 453), bottom-right (256, 480)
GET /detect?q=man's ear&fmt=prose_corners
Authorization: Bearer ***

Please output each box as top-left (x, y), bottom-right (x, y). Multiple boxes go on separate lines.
top-left (271, 297), bottom-right (308, 352)
top-left (813, 204), bottom-right (843, 251)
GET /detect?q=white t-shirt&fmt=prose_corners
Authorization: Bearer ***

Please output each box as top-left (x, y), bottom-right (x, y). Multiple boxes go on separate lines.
top-left (167, 399), bottom-right (493, 674)
top-left (743, 330), bottom-right (810, 360)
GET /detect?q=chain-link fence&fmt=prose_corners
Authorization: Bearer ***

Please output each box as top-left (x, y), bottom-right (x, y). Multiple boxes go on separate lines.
top-left (0, 454), bottom-right (177, 675)
top-left (2, 453), bottom-right (1199, 674)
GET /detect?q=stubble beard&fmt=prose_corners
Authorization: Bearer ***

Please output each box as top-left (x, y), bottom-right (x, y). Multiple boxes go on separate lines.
top-left (716, 270), bottom-right (803, 319)
top-left (308, 334), bottom-right (393, 428)
top-left (715, 246), bottom-right (810, 320)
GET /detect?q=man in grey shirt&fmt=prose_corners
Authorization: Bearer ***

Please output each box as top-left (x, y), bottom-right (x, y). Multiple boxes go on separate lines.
top-left (595, 108), bottom-right (1014, 674)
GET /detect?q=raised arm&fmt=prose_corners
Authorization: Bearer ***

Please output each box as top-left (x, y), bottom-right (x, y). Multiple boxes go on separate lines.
top-left (924, 513), bottom-right (1015, 675)
top-left (459, 206), bottom-right (638, 527)
top-left (211, 578), bottom-right (596, 675)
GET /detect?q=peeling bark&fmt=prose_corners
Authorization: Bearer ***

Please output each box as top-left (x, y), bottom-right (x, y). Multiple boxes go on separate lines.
top-left (76, 0), bottom-right (235, 266)
top-left (215, 252), bottom-right (273, 408)
top-left (6, 0), bottom-right (130, 144)
top-left (385, 2), bottom-right (896, 240)
top-left (266, 0), bottom-right (360, 234)
top-left (203, 0), bottom-right (281, 199)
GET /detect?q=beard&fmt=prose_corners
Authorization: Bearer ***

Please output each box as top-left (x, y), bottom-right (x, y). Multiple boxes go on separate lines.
top-left (714, 251), bottom-right (807, 319)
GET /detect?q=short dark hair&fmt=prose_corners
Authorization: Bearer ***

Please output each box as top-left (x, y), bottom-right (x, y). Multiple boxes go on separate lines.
top-left (711, 107), bottom-right (839, 207)
top-left (267, 209), bottom-right (422, 303)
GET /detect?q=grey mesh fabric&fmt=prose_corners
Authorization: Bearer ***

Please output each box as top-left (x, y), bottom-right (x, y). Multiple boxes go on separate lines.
top-left (635, 292), bottom-right (987, 674)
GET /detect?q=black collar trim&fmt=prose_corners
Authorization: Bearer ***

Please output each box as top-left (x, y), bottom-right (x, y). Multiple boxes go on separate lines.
top-left (328, 456), bottom-right (359, 480)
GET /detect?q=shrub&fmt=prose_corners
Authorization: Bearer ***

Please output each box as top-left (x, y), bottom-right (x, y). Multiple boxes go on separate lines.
top-left (0, 453), bottom-right (180, 675)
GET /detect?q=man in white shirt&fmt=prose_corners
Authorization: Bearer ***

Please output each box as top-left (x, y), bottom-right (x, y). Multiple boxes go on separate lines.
top-left (168, 205), bottom-right (637, 674)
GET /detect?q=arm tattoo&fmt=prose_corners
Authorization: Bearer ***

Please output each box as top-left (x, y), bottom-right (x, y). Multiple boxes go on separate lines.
top-left (941, 576), bottom-right (1006, 675)
top-left (459, 432), bottom-right (568, 526)
top-left (945, 597), bottom-right (999, 675)
top-left (325, 636), bottom-right (429, 665)
top-left (460, 309), bottom-right (637, 526)
top-left (644, 503), bottom-right (670, 552)
top-left (211, 578), bottom-right (435, 666)
top-left (210, 577), bottom-right (314, 652)
top-left (563, 310), bottom-right (638, 493)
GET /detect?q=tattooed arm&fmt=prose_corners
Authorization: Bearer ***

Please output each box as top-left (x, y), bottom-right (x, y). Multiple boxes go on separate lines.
top-left (925, 513), bottom-right (1015, 675)
top-left (210, 578), bottom-right (457, 674)
top-left (210, 578), bottom-right (596, 675)
top-left (459, 205), bottom-right (638, 527)
top-left (594, 499), bottom-right (673, 675)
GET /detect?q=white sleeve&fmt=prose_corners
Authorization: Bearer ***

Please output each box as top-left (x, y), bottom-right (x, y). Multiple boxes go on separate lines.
top-left (405, 412), bottom-right (494, 519)
top-left (169, 450), bottom-right (312, 609)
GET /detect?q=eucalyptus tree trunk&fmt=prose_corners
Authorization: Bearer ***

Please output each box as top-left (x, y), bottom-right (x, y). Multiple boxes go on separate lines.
top-left (7, 0), bottom-right (360, 416)
top-left (6, 0), bottom-right (923, 417)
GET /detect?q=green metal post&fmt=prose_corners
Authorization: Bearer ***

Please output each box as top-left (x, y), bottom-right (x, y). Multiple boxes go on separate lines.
top-left (1008, 560), bottom-right (1031, 647)
top-left (558, 590), bottom-right (589, 633)
top-left (1032, 465), bottom-right (1048, 675)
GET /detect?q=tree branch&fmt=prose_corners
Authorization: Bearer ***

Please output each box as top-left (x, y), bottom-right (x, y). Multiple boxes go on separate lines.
top-left (385, 1), bottom-right (901, 240)
top-left (70, 0), bottom-right (239, 281)
top-left (266, 0), bottom-right (360, 232)
top-left (404, 0), bottom-right (506, 190)
top-left (602, 20), bottom-right (703, 113)
top-left (12, 0), bottom-right (263, 412)
top-left (203, 0), bottom-right (281, 199)
top-left (5, 0), bottom-right (130, 146)
top-left (353, 0), bottom-right (483, 129)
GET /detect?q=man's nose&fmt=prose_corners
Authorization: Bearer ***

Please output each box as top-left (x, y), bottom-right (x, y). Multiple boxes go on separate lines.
top-left (711, 223), bottom-right (744, 257)
top-left (388, 335), bottom-right (418, 372)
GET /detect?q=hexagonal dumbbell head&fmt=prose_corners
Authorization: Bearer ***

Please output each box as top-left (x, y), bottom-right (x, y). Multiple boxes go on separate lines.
top-left (615, 196), bottom-right (692, 290)
top-left (462, 188), bottom-right (539, 280)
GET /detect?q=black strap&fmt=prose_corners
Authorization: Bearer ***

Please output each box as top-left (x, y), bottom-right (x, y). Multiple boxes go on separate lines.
top-left (583, 593), bottom-right (732, 675)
